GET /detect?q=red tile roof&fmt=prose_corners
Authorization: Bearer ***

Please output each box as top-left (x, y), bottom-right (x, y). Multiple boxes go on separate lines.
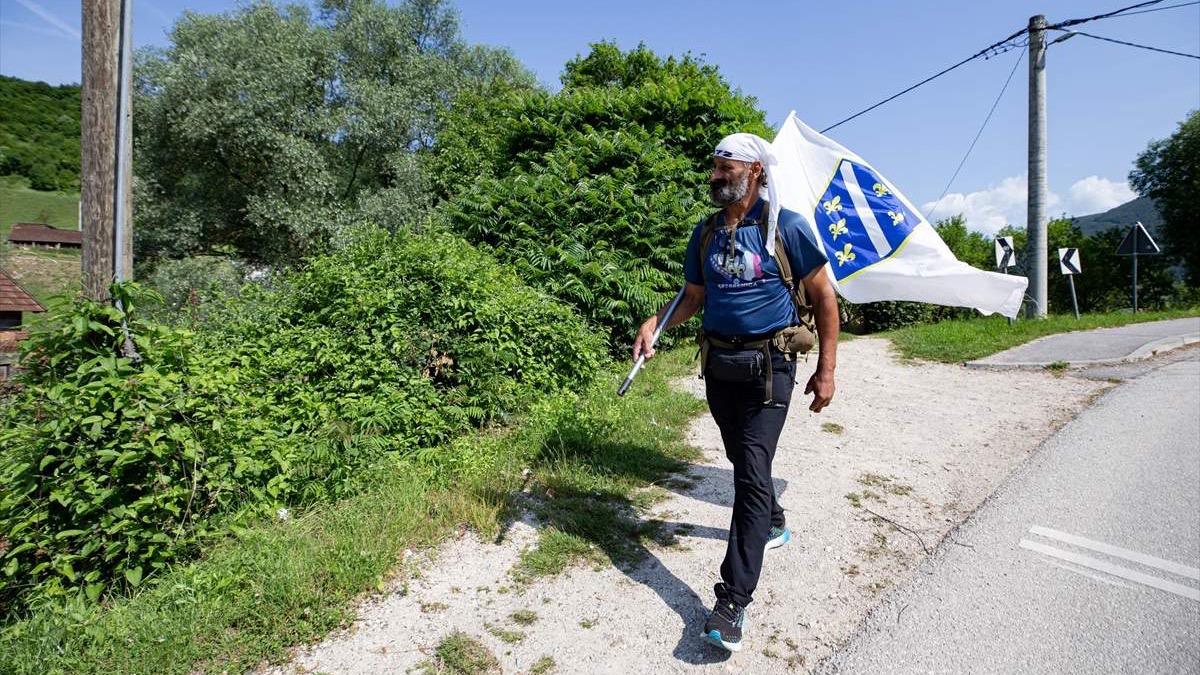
top-left (8, 222), bottom-right (82, 246)
top-left (0, 269), bottom-right (45, 313)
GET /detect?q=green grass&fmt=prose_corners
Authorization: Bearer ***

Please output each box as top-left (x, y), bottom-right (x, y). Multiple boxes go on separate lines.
top-left (0, 181), bottom-right (79, 240)
top-left (509, 609), bottom-right (538, 626)
top-left (883, 308), bottom-right (1200, 363)
top-left (417, 631), bottom-right (500, 675)
top-left (512, 347), bottom-right (704, 581)
top-left (0, 347), bottom-right (705, 674)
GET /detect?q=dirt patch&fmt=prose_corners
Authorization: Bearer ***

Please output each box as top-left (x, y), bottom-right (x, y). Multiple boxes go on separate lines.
top-left (263, 337), bottom-right (1107, 674)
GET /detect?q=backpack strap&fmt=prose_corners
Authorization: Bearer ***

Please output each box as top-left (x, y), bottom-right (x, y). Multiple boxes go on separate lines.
top-left (693, 202), bottom-right (817, 403)
top-left (757, 206), bottom-right (816, 341)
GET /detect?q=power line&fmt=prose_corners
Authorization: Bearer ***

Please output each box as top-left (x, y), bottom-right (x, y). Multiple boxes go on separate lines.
top-left (820, 29), bottom-right (1026, 133)
top-left (1048, 0), bottom-right (1170, 29)
top-left (819, 0), bottom-right (1185, 133)
top-left (1100, 1), bottom-right (1200, 18)
top-left (1069, 30), bottom-right (1200, 59)
top-left (926, 47), bottom-right (1027, 223)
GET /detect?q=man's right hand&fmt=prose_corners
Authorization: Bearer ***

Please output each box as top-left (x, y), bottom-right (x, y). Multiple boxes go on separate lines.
top-left (632, 318), bottom-right (657, 361)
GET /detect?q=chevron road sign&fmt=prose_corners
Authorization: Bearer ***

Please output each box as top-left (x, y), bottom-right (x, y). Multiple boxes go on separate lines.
top-left (995, 236), bottom-right (1015, 269)
top-left (1059, 248), bottom-right (1081, 275)
top-left (1059, 248), bottom-right (1082, 319)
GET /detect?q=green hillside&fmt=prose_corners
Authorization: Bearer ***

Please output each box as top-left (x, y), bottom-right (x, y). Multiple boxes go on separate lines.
top-left (1072, 196), bottom-right (1163, 238)
top-left (0, 75), bottom-right (81, 191)
top-left (0, 180), bottom-right (79, 240)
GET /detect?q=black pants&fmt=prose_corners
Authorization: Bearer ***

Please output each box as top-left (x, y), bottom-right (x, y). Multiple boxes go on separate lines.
top-left (704, 347), bottom-right (796, 608)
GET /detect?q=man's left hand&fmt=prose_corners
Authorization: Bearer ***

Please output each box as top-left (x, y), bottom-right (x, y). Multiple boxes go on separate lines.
top-left (804, 369), bottom-right (835, 413)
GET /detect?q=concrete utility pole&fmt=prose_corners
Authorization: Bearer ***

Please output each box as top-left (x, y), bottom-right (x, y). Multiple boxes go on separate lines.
top-left (1026, 14), bottom-right (1048, 319)
top-left (81, 0), bottom-right (133, 301)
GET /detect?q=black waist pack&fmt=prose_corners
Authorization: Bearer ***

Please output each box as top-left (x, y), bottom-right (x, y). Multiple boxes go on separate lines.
top-left (706, 347), bottom-right (764, 383)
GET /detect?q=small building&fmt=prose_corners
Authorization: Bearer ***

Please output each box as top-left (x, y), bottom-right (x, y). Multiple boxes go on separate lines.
top-left (1, 269), bottom-right (45, 380)
top-left (7, 222), bottom-right (82, 249)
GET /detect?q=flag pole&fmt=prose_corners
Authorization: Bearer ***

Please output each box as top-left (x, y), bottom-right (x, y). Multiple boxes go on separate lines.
top-left (617, 286), bottom-right (686, 396)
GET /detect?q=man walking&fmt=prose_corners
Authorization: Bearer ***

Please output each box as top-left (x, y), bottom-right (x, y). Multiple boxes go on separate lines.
top-left (632, 133), bottom-right (839, 652)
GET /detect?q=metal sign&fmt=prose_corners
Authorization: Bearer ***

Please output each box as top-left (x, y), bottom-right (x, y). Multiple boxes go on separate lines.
top-left (994, 236), bottom-right (1015, 269)
top-left (1058, 248), bottom-right (1081, 275)
top-left (1115, 222), bottom-right (1161, 256)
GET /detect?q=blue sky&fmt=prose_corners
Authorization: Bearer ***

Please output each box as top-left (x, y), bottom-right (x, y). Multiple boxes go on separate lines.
top-left (1, 0), bottom-right (1197, 234)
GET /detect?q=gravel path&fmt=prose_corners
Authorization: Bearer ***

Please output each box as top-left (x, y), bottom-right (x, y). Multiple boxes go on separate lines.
top-left (264, 337), bottom-right (1107, 674)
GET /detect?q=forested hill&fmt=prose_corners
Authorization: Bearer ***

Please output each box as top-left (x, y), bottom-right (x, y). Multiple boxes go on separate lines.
top-left (0, 75), bottom-right (81, 191)
top-left (1072, 196), bottom-right (1163, 238)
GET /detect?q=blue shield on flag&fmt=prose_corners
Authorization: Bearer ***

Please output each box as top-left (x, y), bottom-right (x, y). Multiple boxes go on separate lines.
top-left (811, 159), bottom-right (919, 282)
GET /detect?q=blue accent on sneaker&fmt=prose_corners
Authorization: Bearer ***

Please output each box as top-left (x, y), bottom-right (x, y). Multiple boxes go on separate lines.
top-left (766, 526), bottom-right (791, 550)
top-left (705, 628), bottom-right (742, 652)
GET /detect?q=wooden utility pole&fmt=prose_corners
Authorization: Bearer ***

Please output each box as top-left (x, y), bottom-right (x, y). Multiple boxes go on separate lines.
top-left (81, 0), bottom-right (133, 301)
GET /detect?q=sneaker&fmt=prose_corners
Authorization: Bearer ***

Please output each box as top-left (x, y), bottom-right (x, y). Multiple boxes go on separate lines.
top-left (766, 525), bottom-right (791, 551)
top-left (702, 583), bottom-right (745, 652)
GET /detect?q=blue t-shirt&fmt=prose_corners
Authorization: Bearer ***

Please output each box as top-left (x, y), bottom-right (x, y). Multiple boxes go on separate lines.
top-left (683, 198), bottom-right (827, 336)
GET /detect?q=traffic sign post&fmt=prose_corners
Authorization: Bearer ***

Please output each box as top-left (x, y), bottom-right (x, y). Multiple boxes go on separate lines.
top-left (995, 236), bottom-right (1016, 270)
top-left (1058, 247), bottom-right (1081, 320)
top-left (1115, 222), bottom-right (1161, 313)
top-left (996, 237), bottom-right (1016, 325)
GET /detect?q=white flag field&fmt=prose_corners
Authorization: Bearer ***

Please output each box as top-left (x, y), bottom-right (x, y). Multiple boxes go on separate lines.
top-left (769, 111), bottom-right (1028, 318)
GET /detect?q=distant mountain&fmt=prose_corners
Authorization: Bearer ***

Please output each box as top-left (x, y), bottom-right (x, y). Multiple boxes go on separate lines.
top-left (1071, 196), bottom-right (1163, 238)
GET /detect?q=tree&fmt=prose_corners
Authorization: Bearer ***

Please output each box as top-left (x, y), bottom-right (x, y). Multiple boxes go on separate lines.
top-left (133, 0), bottom-right (535, 268)
top-left (1129, 110), bottom-right (1199, 284)
top-left (432, 42), bottom-right (769, 348)
top-left (997, 218), bottom-right (1174, 313)
top-left (934, 215), bottom-right (993, 270)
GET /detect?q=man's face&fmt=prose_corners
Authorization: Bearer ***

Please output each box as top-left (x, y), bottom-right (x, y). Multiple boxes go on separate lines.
top-left (709, 158), bottom-right (754, 207)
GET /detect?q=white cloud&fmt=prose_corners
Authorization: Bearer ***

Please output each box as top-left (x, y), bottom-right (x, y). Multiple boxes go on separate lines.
top-left (922, 175), bottom-right (1061, 236)
top-left (1067, 176), bottom-right (1136, 216)
top-left (13, 0), bottom-right (80, 40)
top-left (923, 174), bottom-right (1135, 235)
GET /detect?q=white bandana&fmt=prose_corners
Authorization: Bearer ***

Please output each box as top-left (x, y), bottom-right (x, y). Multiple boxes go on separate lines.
top-left (713, 133), bottom-right (782, 256)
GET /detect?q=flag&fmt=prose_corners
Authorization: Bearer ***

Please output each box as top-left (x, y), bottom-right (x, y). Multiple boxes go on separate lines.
top-left (769, 111), bottom-right (1027, 318)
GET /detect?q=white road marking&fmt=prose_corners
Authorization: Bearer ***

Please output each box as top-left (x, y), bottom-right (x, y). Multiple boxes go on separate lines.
top-left (1029, 525), bottom-right (1200, 580)
top-left (1019, 539), bottom-right (1200, 602)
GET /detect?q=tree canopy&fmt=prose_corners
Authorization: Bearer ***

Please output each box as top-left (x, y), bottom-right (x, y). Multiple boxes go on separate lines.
top-left (1129, 110), bottom-right (1199, 284)
top-left (433, 41), bottom-right (770, 348)
top-left (133, 0), bottom-right (535, 268)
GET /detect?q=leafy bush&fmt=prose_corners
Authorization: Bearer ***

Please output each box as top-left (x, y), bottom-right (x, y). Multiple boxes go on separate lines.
top-left (209, 227), bottom-right (607, 475)
top-left (0, 228), bottom-right (605, 616)
top-left (139, 256), bottom-right (247, 324)
top-left (0, 286), bottom-right (293, 615)
top-left (434, 42), bottom-right (768, 349)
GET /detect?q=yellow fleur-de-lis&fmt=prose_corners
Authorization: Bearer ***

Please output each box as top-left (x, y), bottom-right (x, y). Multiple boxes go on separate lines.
top-left (887, 211), bottom-right (905, 226)
top-left (835, 243), bottom-right (856, 266)
top-left (822, 195), bottom-right (843, 215)
top-left (873, 182), bottom-right (890, 198)
top-left (829, 217), bottom-right (848, 240)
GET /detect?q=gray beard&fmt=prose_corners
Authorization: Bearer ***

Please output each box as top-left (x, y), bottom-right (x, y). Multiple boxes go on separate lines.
top-left (709, 171), bottom-right (750, 207)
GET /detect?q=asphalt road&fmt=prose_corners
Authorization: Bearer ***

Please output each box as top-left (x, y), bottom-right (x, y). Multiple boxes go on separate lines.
top-left (818, 351), bottom-right (1200, 675)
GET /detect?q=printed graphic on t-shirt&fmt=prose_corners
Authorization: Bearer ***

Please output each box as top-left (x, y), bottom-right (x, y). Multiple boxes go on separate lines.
top-left (709, 232), bottom-right (765, 289)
